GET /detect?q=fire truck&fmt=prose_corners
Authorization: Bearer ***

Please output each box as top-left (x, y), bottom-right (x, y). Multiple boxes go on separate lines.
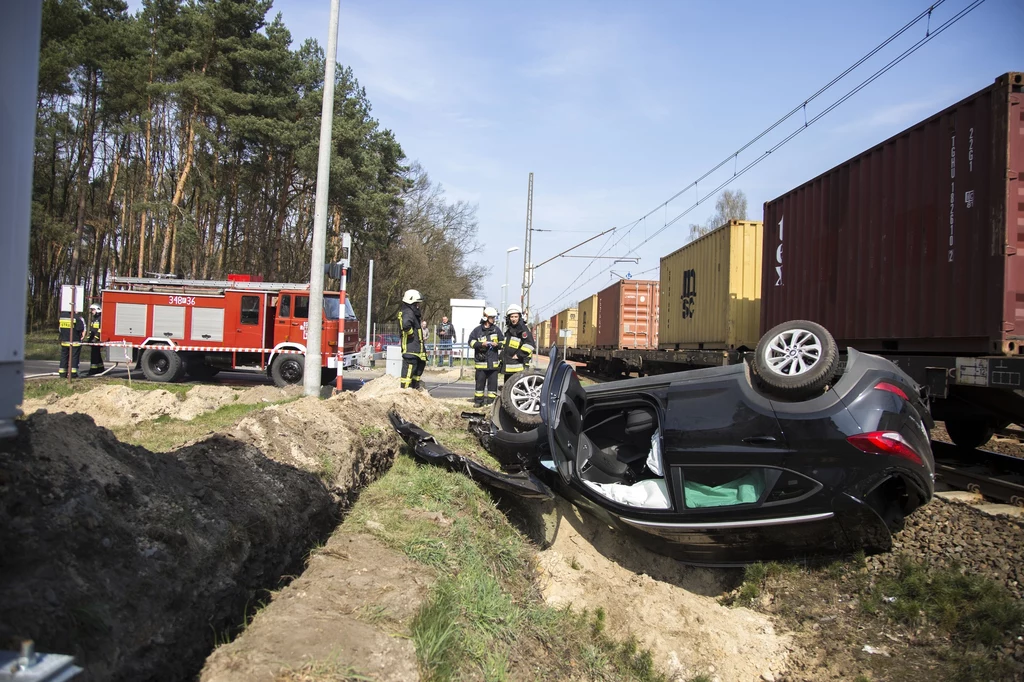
top-left (97, 276), bottom-right (359, 387)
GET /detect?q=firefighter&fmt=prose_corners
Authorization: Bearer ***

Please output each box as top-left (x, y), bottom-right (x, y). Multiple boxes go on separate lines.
top-left (398, 289), bottom-right (427, 390)
top-left (468, 306), bottom-right (503, 407)
top-left (58, 308), bottom-right (86, 379)
top-left (500, 304), bottom-right (535, 384)
top-left (86, 303), bottom-right (105, 375)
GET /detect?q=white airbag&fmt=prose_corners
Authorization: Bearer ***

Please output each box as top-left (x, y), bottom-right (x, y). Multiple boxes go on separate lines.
top-left (583, 477), bottom-right (671, 509)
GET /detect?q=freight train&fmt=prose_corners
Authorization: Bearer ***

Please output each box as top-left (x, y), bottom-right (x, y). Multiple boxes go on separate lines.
top-left (541, 71), bottom-right (1024, 451)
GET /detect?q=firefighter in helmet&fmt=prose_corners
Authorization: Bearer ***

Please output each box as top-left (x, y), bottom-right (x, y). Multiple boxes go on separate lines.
top-left (500, 304), bottom-right (535, 384)
top-left (86, 303), bottom-right (105, 375)
top-left (398, 289), bottom-right (427, 389)
top-left (468, 306), bottom-right (503, 407)
top-left (58, 307), bottom-right (87, 379)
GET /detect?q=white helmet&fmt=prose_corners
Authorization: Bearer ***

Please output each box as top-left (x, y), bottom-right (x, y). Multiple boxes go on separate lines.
top-left (402, 289), bottom-right (423, 304)
top-left (89, 303), bottom-right (101, 314)
top-left (483, 306), bottom-right (498, 318)
top-left (506, 304), bottom-right (522, 317)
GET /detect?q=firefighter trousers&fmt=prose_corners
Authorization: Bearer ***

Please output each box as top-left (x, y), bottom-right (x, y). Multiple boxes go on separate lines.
top-left (89, 344), bottom-right (105, 374)
top-left (401, 354), bottom-right (426, 389)
top-left (59, 343), bottom-right (81, 378)
top-left (474, 369), bottom-right (498, 405)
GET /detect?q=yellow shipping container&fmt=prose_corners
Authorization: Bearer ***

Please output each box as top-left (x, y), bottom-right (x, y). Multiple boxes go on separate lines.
top-left (533, 320), bottom-right (548, 350)
top-left (556, 307), bottom-right (579, 349)
top-left (576, 295), bottom-right (598, 348)
top-left (659, 220), bottom-right (762, 350)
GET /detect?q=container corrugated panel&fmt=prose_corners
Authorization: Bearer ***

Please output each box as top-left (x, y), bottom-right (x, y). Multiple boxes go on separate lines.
top-left (577, 295), bottom-right (599, 348)
top-left (556, 308), bottom-right (579, 348)
top-left (549, 314), bottom-right (559, 347)
top-left (659, 220), bottom-right (763, 349)
top-left (596, 280), bottom-right (660, 349)
top-left (533, 320), bottom-right (547, 349)
top-left (761, 72), bottom-right (1024, 355)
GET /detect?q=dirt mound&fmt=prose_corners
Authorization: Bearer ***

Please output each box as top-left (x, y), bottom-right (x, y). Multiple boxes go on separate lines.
top-left (20, 383), bottom-right (300, 429)
top-left (0, 412), bottom-right (336, 681)
top-left (536, 499), bottom-right (793, 682)
top-left (200, 532), bottom-right (434, 682)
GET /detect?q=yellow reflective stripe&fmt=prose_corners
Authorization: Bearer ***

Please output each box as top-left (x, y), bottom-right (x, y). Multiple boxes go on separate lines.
top-left (504, 365), bottom-right (524, 373)
top-left (475, 363), bottom-right (489, 369)
top-left (59, 319), bottom-right (72, 328)
top-left (507, 337), bottom-right (521, 348)
top-left (521, 344), bottom-right (535, 353)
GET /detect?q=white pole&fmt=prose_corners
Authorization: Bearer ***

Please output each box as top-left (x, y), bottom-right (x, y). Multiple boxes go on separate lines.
top-left (303, 0), bottom-right (341, 398)
top-left (365, 259), bottom-right (373, 348)
top-left (335, 266), bottom-right (347, 392)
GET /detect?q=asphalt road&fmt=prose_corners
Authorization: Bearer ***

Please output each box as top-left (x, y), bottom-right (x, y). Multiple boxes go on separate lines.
top-left (23, 360), bottom-right (477, 400)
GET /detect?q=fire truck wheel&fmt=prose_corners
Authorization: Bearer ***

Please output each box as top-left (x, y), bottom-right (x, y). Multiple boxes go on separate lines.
top-left (141, 348), bottom-right (184, 382)
top-left (271, 356), bottom-right (304, 388)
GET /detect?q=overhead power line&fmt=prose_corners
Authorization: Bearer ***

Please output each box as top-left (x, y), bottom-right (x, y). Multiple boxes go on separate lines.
top-left (534, 0), bottom-right (986, 319)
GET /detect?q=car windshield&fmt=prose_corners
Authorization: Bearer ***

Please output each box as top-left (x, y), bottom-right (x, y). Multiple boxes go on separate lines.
top-left (324, 295), bottom-right (358, 321)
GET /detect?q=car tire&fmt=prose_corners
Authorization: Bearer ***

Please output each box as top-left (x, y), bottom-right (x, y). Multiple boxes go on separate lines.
top-left (500, 369), bottom-right (545, 430)
top-left (141, 347), bottom-right (184, 382)
top-left (271, 355), bottom-right (304, 388)
top-left (752, 320), bottom-right (838, 400)
top-left (944, 418), bottom-right (994, 450)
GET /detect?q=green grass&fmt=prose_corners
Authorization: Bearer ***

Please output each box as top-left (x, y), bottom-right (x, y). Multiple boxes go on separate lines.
top-left (115, 399), bottom-right (297, 452)
top-left (24, 330), bottom-right (61, 361)
top-left (347, 453), bottom-right (667, 682)
top-left (23, 376), bottom-right (195, 402)
top-left (728, 561), bottom-right (799, 606)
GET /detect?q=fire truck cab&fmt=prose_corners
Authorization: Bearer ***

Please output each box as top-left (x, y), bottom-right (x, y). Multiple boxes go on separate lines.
top-left (99, 277), bottom-right (359, 387)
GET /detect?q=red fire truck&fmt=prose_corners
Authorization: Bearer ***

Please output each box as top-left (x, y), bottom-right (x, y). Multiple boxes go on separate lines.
top-left (97, 276), bottom-right (359, 387)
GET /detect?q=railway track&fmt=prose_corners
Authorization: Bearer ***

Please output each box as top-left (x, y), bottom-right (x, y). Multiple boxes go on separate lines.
top-left (931, 441), bottom-right (1024, 507)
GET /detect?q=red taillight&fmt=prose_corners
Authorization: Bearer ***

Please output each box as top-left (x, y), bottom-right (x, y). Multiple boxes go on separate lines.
top-left (874, 381), bottom-right (908, 400)
top-left (847, 431), bottom-right (922, 465)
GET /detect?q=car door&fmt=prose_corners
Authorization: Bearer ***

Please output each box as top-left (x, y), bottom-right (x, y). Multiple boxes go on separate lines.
top-left (540, 350), bottom-right (588, 485)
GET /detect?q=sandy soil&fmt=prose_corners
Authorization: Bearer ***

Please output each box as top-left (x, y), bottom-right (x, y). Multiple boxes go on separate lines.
top-left (535, 499), bottom-right (792, 682)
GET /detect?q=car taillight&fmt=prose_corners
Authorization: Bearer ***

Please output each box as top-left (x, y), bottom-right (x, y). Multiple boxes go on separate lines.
top-left (847, 431), bottom-right (922, 465)
top-left (874, 381), bottom-right (908, 400)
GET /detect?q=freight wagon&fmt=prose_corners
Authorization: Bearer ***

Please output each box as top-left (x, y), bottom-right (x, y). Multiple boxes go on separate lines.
top-left (554, 72), bottom-right (1024, 449)
top-left (98, 276), bottom-right (359, 387)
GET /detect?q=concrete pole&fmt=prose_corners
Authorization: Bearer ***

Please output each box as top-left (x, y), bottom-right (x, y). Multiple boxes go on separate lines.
top-left (365, 259), bottom-right (373, 349)
top-left (303, 0), bottom-right (341, 398)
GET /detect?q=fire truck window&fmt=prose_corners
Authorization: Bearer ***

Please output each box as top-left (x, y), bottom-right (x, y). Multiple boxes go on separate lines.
top-left (324, 295), bottom-right (341, 320)
top-left (294, 295), bottom-right (310, 319)
top-left (279, 295), bottom-right (291, 318)
top-left (241, 296), bottom-right (260, 325)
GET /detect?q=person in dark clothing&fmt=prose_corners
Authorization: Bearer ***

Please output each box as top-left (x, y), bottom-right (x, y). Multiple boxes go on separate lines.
top-left (58, 309), bottom-right (86, 379)
top-left (398, 289), bottom-right (427, 390)
top-left (86, 303), bottom-right (105, 375)
top-left (468, 307), bottom-right (503, 407)
top-left (500, 304), bottom-right (535, 384)
top-left (435, 315), bottom-right (455, 367)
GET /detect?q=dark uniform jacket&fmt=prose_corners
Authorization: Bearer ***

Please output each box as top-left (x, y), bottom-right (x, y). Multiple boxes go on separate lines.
top-left (468, 322), bottom-right (503, 370)
top-left (398, 303), bottom-right (426, 359)
top-left (500, 321), bottom-right (536, 372)
top-left (87, 315), bottom-right (101, 343)
top-left (59, 312), bottom-right (86, 343)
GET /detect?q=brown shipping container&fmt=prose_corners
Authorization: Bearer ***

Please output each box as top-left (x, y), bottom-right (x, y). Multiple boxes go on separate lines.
top-left (549, 314), bottom-right (559, 347)
top-left (761, 72), bottom-right (1024, 355)
top-left (577, 295), bottom-right (599, 348)
top-left (596, 280), bottom-right (660, 349)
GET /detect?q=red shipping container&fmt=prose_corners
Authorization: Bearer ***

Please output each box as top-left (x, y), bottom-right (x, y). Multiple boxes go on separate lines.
top-left (549, 314), bottom-right (559, 347)
top-left (761, 72), bottom-right (1024, 355)
top-left (596, 280), bottom-right (660, 349)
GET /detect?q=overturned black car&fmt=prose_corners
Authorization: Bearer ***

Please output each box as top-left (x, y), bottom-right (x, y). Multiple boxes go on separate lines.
top-left (390, 321), bottom-right (935, 564)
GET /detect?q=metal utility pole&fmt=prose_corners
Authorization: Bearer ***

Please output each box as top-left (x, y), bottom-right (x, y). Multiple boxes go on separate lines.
top-left (365, 259), bottom-right (374, 349)
top-left (521, 172), bottom-right (534, 321)
top-left (303, 0), bottom-right (341, 398)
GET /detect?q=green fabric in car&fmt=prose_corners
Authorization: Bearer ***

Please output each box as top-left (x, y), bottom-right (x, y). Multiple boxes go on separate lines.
top-left (683, 469), bottom-right (766, 508)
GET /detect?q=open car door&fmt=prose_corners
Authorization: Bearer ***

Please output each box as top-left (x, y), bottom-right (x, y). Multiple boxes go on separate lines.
top-left (540, 347), bottom-right (587, 485)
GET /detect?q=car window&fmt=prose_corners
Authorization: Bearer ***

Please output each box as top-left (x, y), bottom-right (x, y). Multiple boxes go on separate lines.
top-left (241, 295), bottom-right (260, 325)
top-left (682, 467), bottom-right (767, 509)
top-left (294, 296), bottom-right (309, 319)
top-left (279, 295), bottom-right (291, 318)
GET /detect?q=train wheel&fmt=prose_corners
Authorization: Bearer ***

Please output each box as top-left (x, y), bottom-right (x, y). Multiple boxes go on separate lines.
top-left (944, 418), bottom-right (994, 450)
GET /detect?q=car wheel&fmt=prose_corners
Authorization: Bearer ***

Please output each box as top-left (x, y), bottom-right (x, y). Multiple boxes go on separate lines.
top-left (752, 320), bottom-right (838, 400)
top-left (271, 355), bottom-right (304, 388)
top-left (141, 347), bottom-right (183, 383)
top-left (944, 418), bottom-right (994, 450)
top-left (500, 369), bottom-right (545, 429)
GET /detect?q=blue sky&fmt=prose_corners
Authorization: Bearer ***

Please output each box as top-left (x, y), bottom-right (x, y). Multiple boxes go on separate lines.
top-left (143, 0), bottom-right (1023, 321)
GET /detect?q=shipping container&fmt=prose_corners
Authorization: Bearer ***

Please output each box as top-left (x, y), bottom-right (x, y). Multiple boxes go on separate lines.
top-left (577, 295), bottom-right (599, 348)
top-left (549, 314), bottom-right (559, 347)
top-left (533, 320), bottom-right (548, 350)
top-left (556, 308), bottom-right (579, 348)
top-left (660, 220), bottom-right (763, 350)
top-left (596, 280), bottom-right (660, 349)
top-left (761, 72), bottom-right (1024, 356)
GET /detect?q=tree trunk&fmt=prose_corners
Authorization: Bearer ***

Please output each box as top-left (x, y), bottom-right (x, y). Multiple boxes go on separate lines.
top-left (160, 100), bottom-right (198, 273)
top-left (70, 69), bottom-right (99, 285)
